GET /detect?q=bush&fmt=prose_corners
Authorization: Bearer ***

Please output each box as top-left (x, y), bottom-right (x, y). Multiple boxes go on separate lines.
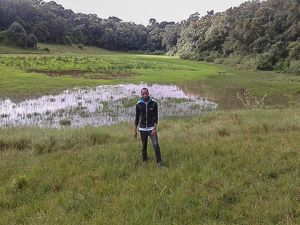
top-left (273, 59), bottom-right (289, 71)
top-left (64, 36), bottom-right (73, 45)
top-left (287, 60), bottom-right (300, 75)
top-left (268, 41), bottom-right (288, 64)
top-left (78, 43), bottom-right (84, 50)
top-left (27, 33), bottom-right (38, 48)
top-left (256, 54), bottom-right (273, 71)
top-left (287, 40), bottom-right (300, 60)
top-left (43, 47), bottom-right (50, 52)
top-left (204, 51), bottom-right (221, 62)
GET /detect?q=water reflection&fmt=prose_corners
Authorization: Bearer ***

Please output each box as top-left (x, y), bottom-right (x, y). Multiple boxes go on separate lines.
top-left (0, 84), bottom-right (217, 127)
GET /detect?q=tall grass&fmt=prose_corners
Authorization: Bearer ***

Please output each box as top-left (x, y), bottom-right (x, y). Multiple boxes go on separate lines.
top-left (0, 107), bottom-right (299, 224)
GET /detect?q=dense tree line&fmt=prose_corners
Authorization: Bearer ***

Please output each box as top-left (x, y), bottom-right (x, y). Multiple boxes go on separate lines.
top-left (0, 0), bottom-right (299, 72)
top-left (0, 0), bottom-right (174, 51)
top-left (176, 0), bottom-right (299, 72)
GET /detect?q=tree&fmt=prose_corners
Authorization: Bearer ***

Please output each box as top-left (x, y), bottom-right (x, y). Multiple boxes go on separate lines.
top-left (27, 33), bottom-right (38, 48)
top-left (162, 24), bottom-right (180, 51)
top-left (5, 22), bottom-right (28, 47)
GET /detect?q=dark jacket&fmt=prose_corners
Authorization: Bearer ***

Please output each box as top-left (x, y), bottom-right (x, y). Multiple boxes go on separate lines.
top-left (135, 96), bottom-right (158, 128)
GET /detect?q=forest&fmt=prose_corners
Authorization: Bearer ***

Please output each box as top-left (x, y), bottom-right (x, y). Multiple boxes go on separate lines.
top-left (0, 0), bottom-right (299, 72)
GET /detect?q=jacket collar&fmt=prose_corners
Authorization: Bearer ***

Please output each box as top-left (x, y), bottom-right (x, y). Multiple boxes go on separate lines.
top-left (139, 96), bottom-right (152, 103)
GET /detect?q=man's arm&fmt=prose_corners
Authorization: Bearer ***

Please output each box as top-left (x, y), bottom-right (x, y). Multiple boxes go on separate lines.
top-left (152, 102), bottom-right (158, 135)
top-left (134, 104), bottom-right (140, 138)
top-left (153, 101), bottom-right (158, 125)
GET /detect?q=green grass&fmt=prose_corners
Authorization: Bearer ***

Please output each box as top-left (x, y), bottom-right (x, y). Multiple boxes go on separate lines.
top-left (0, 107), bottom-right (299, 224)
top-left (0, 43), bottom-right (115, 55)
top-left (0, 45), bottom-right (299, 224)
top-left (0, 52), bottom-right (299, 108)
top-left (0, 66), bottom-right (109, 100)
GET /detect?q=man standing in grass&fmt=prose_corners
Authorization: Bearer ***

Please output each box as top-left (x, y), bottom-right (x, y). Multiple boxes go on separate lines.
top-left (134, 88), bottom-right (163, 166)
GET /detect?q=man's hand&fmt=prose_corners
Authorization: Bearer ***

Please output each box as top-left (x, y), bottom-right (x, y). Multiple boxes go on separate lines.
top-left (134, 127), bottom-right (137, 138)
top-left (151, 127), bottom-right (157, 136)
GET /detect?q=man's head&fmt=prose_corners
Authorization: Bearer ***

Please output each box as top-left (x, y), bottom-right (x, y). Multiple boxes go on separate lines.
top-left (141, 87), bottom-right (149, 101)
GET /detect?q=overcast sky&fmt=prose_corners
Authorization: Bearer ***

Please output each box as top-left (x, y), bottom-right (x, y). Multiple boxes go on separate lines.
top-left (45, 0), bottom-right (247, 25)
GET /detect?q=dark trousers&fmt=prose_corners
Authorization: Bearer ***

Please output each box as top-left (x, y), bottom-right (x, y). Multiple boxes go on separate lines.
top-left (140, 130), bottom-right (162, 163)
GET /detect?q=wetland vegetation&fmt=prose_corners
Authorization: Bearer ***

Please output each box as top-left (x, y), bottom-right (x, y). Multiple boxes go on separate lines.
top-left (0, 0), bottom-right (299, 223)
top-left (0, 47), bottom-right (299, 224)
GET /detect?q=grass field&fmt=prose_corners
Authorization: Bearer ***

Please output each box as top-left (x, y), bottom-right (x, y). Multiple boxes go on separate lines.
top-left (0, 44), bottom-right (299, 224)
top-left (0, 108), bottom-right (299, 225)
top-left (0, 48), bottom-right (299, 108)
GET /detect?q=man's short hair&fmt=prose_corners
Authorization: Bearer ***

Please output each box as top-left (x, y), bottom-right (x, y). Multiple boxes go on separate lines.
top-left (141, 87), bottom-right (149, 92)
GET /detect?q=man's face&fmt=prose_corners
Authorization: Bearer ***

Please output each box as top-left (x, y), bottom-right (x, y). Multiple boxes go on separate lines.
top-left (141, 89), bottom-right (149, 100)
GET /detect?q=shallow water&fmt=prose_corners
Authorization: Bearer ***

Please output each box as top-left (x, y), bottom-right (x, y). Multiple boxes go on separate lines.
top-left (0, 84), bottom-right (217, 127)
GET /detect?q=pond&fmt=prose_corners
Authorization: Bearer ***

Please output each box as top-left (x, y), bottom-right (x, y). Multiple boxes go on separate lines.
top-left (0, 84), bottom-right (217, 127)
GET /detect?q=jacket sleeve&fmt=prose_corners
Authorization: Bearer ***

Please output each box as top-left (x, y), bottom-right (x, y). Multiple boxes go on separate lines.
top-left (135, 104), bottom-right (140, 126)
top-left (153, 102), bottom-right (158, 124)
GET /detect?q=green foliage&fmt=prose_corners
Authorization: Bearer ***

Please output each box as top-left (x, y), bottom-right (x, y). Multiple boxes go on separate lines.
top-left (43, 47), bottom-right (50, 52)
top-left (0, 31), bottom-right (6, 42)
top-left (287, 40), bottom-right (300, 60)
top-left (5, 22), bottom-right (28, 47)
top-left (268, 42), bottom-right (289, 64)
top-left (27, 33), bottom-right (38, 48)
top-left (78, 43), bottom-right (84, 50)
top-left (256, 54), bottom-right (274, 70)
top-left (256, 42), bottom-right (289, 71)
top-left (0, 0), bottom-right (296, 74)
top-left (287, 60), bottom-right (300, 75)
top-left (64, 35), bottom-right (73, 46)
top-left (177, 0), bottom-right (298, 72)
top-left (250, 36), bottom-right (270, 53)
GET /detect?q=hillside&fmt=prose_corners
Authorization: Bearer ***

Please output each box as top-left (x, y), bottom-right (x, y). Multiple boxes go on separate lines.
top-left (0, 0), bottom-right (299, 72)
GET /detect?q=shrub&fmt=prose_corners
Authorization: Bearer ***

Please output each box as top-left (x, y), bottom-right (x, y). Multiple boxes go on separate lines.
top-left (78, 43), bottom-right (84, 50)
top-left (236, 89), bottom-right (267, 110)
top-left (43, 47), bottom-right (50, 52)
top-left (273, 58), bottom-right (289, 71)
top-left (64, 36), bottom-right (73, 45)
top-left (268, 41), bottom-right (288, 64)
top-left (287, 60), bottom-right (300, 75)
top-left (287, 40), bottom-right (300, 60)
top-left (256, 54), bottom-right (273, 70)
top-left (27, 33), bottom-right (38, 48)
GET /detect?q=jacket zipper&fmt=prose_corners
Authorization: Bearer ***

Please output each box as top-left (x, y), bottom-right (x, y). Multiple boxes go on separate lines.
top-left (145, 102), bottom-right (148, 128)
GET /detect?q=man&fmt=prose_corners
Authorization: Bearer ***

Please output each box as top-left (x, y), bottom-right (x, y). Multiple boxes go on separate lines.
top-left (134, 87), bottom-right (163, 166)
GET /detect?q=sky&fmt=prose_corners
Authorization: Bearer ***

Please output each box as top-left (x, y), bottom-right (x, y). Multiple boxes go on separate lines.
top-left (45, 0), bottom-right (247, 25)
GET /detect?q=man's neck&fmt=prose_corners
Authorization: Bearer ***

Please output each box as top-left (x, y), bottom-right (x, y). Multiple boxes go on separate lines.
top-left (143, 96), bottom-right (150, 102)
